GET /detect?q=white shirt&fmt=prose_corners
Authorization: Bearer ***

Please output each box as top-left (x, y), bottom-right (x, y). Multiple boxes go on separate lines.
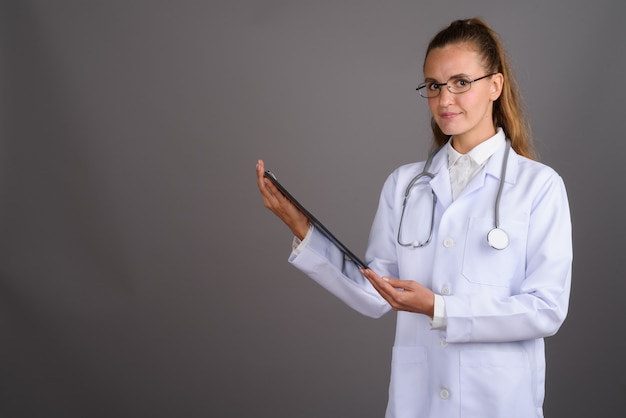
top-left (433, 128), bottom-right (506, 328)
top-left (448, 128), bottom-right (505, 200)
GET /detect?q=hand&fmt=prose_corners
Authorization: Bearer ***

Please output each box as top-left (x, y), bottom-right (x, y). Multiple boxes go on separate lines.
top-left (256, 160), bottom-right (310, 240)
top-left (360, 269), bottom-right (435, 318)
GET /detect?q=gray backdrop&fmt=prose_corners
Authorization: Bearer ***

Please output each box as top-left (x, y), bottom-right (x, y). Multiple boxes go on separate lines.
top-left (2, 1), bottom-right (625, 417)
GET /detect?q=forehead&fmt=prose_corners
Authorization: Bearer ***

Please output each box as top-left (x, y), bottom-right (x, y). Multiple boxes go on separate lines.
top-left (424, 43), bottom-right (484, 79)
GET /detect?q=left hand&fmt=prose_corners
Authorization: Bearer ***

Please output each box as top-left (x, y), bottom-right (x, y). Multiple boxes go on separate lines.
top-left (360, 269), bottom-right (435, 318)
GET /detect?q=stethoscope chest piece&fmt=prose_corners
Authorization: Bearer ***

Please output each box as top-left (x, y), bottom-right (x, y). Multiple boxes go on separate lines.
top-left (487, 227), bottom-right (509, 250)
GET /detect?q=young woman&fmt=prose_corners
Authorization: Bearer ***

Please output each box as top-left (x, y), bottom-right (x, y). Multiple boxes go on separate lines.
top-left (256, 18), bottom-right (572, 418)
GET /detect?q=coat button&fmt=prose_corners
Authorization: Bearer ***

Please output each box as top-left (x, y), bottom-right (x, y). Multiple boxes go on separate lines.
top-left (440, 339), bottom-right (448, 348)
top-left (440, 388), bottom-right (450, 400)
top-left (441, 286), bottom-right (451, 295)
top-left (443, 238), bottom-right (455, 248)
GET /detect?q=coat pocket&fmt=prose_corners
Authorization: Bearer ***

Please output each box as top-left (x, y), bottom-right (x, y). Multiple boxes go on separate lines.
top-left (461, 217), bottom-right (527, 287)
top-left (387, 346), bottom-right (430, 417)
top-left (459, 350), bottom-right (535, 418)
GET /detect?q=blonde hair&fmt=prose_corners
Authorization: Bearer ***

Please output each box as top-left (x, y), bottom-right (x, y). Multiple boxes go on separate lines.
top-left (425, 18), bottom-right (536, 159)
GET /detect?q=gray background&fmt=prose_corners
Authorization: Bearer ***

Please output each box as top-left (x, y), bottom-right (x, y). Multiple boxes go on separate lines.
top-left (1, 1), bottom-right (624, 417)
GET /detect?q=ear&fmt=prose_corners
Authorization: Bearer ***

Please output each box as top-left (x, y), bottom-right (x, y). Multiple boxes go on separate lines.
top-left (489, 73), bottom-right (504, 101)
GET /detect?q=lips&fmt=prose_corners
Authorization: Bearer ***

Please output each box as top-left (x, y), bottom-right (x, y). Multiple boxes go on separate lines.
top-left (440, 112), bottom-right (459, 119)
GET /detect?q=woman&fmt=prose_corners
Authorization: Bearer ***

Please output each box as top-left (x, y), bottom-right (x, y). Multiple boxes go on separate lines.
top-left (256, 18), bottom-right (571, 418)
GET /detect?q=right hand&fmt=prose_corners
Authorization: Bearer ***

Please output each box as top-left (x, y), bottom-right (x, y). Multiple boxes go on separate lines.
top-left (256, 160), bottom-right (310, 240)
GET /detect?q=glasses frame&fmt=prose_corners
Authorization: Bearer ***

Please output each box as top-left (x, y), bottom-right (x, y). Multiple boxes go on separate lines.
top-left (416, 73), bottom-right (497, 98)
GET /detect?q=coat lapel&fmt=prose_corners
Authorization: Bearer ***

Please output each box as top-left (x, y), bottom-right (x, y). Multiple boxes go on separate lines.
top-left (428, 149), bottom-right (452, 209)
top-left (460, 142), bottom-right (520, 199)
top-left (428, 141), bottom-right (520, 208)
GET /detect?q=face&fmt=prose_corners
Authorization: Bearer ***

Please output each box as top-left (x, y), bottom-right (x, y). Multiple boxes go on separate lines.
top-left (423, 42), bottom-right (503, 151)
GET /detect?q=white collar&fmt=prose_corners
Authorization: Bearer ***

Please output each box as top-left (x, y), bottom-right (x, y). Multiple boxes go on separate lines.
top-left (447, 127), bottom-right (506, 167)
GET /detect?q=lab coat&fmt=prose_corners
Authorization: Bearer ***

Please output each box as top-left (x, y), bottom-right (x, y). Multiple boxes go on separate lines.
top-left (288, 141), bottom-right (572, 418)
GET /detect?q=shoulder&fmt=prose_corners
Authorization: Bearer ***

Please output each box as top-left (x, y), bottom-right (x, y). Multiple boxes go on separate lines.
top-left (511, 152), bottom-right (569, 208)
top-left (392, 161), bottom-right (427, 177)
top-left (372, 161), bottom-right (429, 204)
top-left (383, 161), bottom-right (428, 187)
top-left (513, 152), bottom-right (563, 184)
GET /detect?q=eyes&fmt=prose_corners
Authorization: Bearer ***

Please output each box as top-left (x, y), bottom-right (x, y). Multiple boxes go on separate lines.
top-left (426, 77), bottom-right (470, 92)
top-left (417, 73), bottom-right (496, 98)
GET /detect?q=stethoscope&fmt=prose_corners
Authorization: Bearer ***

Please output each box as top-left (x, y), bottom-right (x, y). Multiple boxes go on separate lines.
top-left (397, 140), bottom-right (511, 250)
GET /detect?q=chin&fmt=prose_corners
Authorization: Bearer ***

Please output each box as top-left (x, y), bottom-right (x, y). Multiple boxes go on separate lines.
top-left (436, 123), bottom-right (462, 137)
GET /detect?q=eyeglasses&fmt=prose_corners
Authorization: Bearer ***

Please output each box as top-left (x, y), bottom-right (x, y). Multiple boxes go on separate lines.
top-left (416, 73), bottom-right (497, 98)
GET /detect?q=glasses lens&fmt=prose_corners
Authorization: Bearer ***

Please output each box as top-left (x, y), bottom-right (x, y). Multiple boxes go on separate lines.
top-left (417, 84), bottom-right (438, 98)
top-left (448, 77), bottom-right (472, 94)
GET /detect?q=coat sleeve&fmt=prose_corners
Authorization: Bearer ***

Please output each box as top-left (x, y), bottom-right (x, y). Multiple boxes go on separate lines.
top-left (288, 226), bottom-right (390, 318)
top-left (287, 173), bottom-right (401, 319)
top-left (289, 170), bottom-right (410, 318)
top-left (444, 171), bottom-right (573, 343)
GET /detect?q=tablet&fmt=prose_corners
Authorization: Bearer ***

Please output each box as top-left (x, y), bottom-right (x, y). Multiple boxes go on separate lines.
top-left (264, 170), bottom-right (368, 269)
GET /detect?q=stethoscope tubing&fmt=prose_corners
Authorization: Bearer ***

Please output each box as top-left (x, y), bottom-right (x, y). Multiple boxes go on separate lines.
top-left (494, 140), bottom-right (510, 230)
top-left (397, 140), bottom-right (511, 250)
top-left (397, 143), bottom-right (445, 248)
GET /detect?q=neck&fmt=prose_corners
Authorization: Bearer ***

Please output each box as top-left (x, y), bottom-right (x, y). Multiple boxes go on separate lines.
top-left (451, 127), bottom-right (497, 154)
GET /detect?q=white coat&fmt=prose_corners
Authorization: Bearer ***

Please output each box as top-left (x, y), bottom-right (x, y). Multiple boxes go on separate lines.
top-left (289, 141), bottom-right (572, 418)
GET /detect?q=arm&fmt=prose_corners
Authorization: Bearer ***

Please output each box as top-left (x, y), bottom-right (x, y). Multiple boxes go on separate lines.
top-left (289, 226), bottom-right (390, 318)
top-left (256, 160), bottom-right (390, 318)
top-left (444, 173), bottom-right (573, 343)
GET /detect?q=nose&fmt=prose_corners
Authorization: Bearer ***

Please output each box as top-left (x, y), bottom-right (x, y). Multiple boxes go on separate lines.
top-left (437, 86), bottom-right (455, 106)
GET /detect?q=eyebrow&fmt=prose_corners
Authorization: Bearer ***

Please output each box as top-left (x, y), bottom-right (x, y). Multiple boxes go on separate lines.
top-left (424, 73), bottom-right (472, 82)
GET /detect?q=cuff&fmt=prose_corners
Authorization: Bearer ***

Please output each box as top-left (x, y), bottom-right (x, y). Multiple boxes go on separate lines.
top-left (430, 294), bottom-right (447, 330)
top-left (292, 225), bottom-right (314, 255)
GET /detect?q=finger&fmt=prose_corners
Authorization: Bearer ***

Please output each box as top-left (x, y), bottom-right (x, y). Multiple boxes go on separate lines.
top-left (383, 276), bottom-right (410, 290)
top-left (365, 271), bottom-right (410, 291)
top-left (256, 160), bottom-right (283, 208)
top-left (362, 269), bottom-right (391, 286)
top-left (363, 275), bottom-right (408, 311)
top-left (364, 271), bottom-right (412, 309)
top-left (256, 160), bottom-right (269, 194)
top-left (262, 178), bottom-right (291, 211)
top-left (256, 160), bottom-right (274, 196)
top-left (256, 159), bottom-right (264, 180)
top-left (361, 269), bottom-right (396, 297)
